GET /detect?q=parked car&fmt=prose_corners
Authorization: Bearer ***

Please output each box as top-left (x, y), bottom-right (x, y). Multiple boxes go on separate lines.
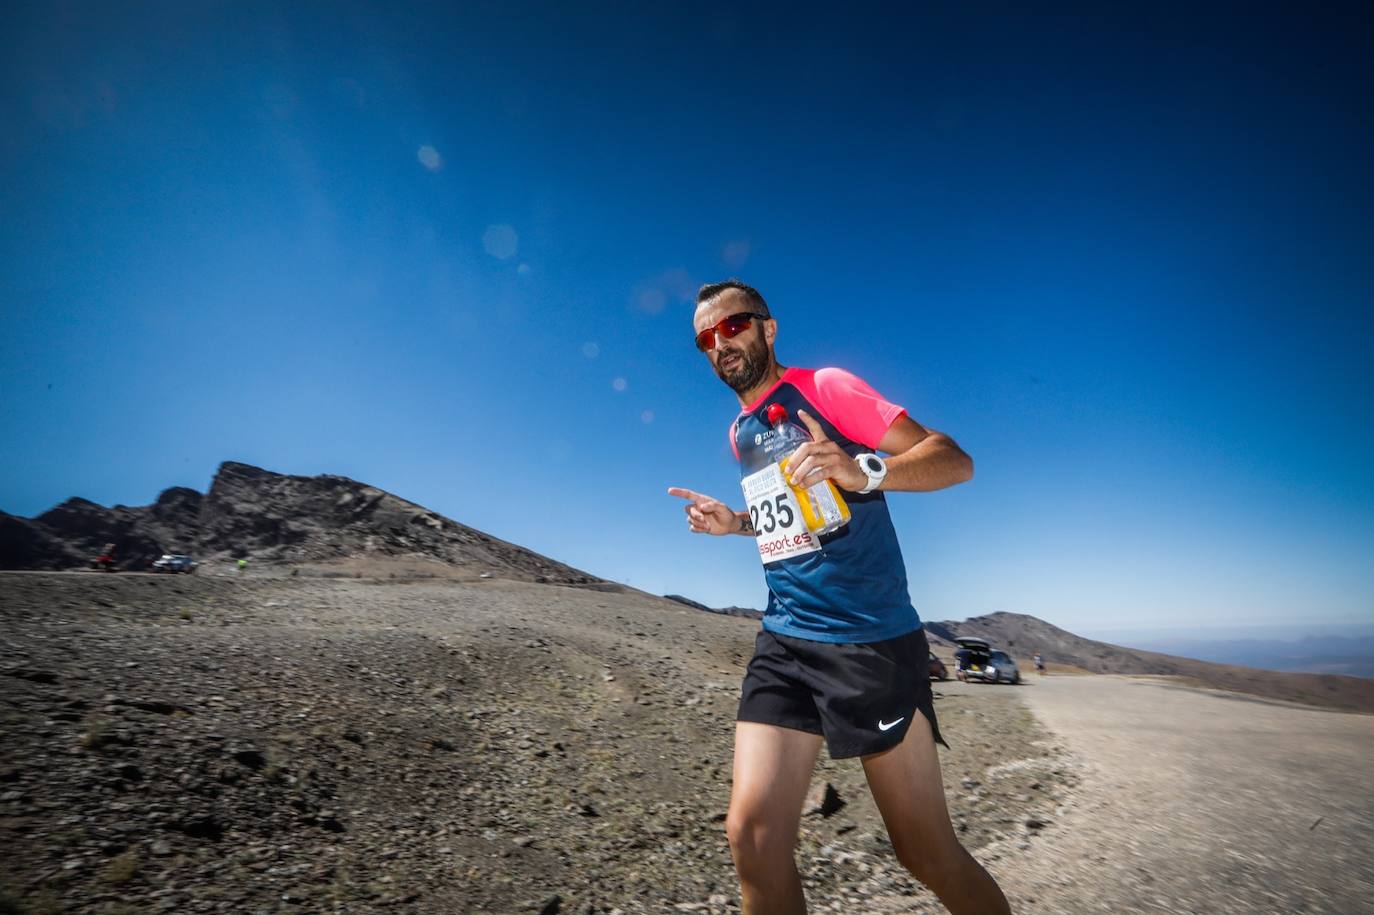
top-left (928, 651), bottom-right (949, 680)
top-left (954, 637), bottom-right (1021, 684)
top-left (150, 554), bottom-right (198, 574)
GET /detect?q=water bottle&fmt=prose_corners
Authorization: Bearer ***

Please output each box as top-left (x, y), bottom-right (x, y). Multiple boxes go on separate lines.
top-left (765, 403), bottom-right (851, 535)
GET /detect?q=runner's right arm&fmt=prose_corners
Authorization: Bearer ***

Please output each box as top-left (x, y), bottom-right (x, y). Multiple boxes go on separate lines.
top-left (667, 487), bottom-right (755, 536)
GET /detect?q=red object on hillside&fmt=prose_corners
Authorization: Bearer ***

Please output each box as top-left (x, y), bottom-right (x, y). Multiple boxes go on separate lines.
top-left (92, 542), bottom-right (117, 572)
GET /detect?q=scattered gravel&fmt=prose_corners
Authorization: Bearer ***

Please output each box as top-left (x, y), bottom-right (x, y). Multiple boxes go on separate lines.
top-left (1, 571), bottom-right (1073, 913)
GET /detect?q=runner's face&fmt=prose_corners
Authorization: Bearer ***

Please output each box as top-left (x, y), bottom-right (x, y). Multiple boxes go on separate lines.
top-left (694, 292), bottom-right (773, 394)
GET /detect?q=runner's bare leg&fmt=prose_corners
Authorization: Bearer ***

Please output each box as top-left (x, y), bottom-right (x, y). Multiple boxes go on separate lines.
top-left (861, 713), bottom-right (1012, 914)
top-left (727, 721), bottom-right (825, 914)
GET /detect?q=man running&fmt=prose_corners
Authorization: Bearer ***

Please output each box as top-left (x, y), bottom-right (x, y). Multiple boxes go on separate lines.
top-left (669, 280), bottom-right (1010, 914)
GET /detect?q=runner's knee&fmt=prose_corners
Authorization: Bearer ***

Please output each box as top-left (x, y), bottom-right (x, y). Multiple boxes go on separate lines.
top-left (891, 835), bottom-right (962, 890)
top-left (725, 806), bottom-right (798, 869)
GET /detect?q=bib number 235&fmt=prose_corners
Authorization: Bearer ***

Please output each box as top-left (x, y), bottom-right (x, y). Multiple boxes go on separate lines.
top-left (740, 464), bottom-right (821, 565)
top-left (750, 494), bottom-right (793, 534)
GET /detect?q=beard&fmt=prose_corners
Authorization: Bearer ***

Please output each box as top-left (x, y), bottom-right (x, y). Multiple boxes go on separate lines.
top-left (713, 334), bottom-right (770, 394)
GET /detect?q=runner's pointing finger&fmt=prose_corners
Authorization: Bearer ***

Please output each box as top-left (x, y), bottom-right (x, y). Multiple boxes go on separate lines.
top-left (670, 486), bottom-right (725, 508)
top-left (795, 409), bottom-right (829, 441)
top-left (670, 486), bottom-right (716, 510)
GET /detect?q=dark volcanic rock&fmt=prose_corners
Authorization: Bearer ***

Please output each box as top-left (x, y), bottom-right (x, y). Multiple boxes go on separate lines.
top-left (194, 461), bottom-right (609, 584)
top-left (141, 486), bottom-right (203, 553)
top-left (0, 510), bottom-right (79, 570)
top-left (33, 496), bottom-right (120, 539)
top-left (1, 461), bottom-right (611, 586)
top-left (24, 497), bottom-right (170, 570)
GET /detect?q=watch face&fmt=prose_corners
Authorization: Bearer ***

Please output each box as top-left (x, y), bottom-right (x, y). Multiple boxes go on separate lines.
top-left (863, 456), bottom-right (883, 473)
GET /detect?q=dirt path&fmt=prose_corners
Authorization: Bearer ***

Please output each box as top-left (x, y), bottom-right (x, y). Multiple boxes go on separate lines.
top-left (995, 675), bottom-right (1374, 914)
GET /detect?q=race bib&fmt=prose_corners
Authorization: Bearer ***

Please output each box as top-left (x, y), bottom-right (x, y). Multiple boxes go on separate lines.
top-left (740, 463), bottom-right (820, 565)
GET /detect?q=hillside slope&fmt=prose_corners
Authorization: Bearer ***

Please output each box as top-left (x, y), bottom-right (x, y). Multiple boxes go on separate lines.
top-left (0, 462), bottom-right (607, 587)
top-left (929, 611), bottom-right (1374, 713)
top-left (0, 572), bottom-right (1066, 914)
top-left (662, 594), bottom-right (763, 620)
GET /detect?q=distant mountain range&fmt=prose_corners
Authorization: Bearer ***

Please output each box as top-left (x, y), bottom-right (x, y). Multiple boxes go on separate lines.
top-left (926, 611), bottom-right (1169, 674)
top-left (0, 461), bottom-right (608, 587)
top-left (663, 594), bottom-right (763, 620)
top-left (655, 602), bottom-right (1374, 711)
top-left (1100, 633), bottom-right (1374, 679)
top-left (926, 611), bottom-right (1374, 713)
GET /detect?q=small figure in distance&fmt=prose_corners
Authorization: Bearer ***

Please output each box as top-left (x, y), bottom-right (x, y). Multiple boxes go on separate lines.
top-left (1035, 652), bottom-right (1046, 676)
top-left (93, 543), bottom-right (117, 573)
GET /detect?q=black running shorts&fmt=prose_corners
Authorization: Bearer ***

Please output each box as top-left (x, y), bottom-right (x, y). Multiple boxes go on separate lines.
top-left (737, 627), bottom-right (947, 759)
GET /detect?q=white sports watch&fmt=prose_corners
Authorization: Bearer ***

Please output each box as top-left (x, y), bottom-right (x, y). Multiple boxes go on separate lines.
top-left (855, 453), bottom-right (887, 494)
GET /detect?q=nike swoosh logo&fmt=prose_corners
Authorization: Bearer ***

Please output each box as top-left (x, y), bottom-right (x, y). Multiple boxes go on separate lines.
top-left (878, 717), bottom-right (905, 731)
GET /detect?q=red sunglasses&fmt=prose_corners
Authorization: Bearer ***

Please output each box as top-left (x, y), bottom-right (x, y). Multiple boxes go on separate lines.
top-left (695, 312), bottom-right (769, 352)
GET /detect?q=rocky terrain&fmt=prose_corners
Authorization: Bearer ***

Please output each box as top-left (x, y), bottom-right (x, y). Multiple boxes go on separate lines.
top-left (0, 572), bottom-right (1073, 914)
top-left (928, 611), bottom-right (1374, 714)
top-left (1, 463), bottom-right (607, 587)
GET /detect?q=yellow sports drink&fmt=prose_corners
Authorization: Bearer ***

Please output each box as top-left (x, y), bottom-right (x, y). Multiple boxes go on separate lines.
top-left (767, 403), bottom-right (851, 536)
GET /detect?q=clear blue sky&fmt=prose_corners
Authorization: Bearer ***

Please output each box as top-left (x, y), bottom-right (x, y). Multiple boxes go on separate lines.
top-left (3, 2), bottom-right (1371, 634)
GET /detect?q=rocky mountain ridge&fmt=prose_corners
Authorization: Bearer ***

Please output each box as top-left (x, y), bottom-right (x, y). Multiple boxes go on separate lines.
top-left (662, 594), bottom-right (763, 620)
top-left (0, 462), bottom-right (607, 588)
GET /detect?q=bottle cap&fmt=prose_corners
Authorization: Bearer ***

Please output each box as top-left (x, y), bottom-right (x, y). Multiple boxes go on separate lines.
top-left (766, 403), bottom-right (788, 425)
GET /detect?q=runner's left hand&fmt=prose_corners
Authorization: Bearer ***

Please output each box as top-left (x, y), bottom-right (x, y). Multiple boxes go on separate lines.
top-left (785, 410), bottom-right (869, 492)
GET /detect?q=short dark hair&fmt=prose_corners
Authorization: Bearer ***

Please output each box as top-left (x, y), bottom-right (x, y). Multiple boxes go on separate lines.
top-left (696, 279), bottom-right (770, 318)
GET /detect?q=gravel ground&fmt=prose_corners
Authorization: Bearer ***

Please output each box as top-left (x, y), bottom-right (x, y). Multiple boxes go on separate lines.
top-left (995, 675), bottom-right (1374, 914)
top-left (0, 571), bottom-right (1071, 914)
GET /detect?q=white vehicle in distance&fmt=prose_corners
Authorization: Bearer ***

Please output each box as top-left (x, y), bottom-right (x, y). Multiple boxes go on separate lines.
top-left (954, 637), bottom-right (1021, 685)
top-left (150, 554), bottom-right (198, 574)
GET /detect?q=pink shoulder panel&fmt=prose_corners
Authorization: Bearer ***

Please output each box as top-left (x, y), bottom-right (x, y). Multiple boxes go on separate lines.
top-left (793, 367), bottom-right (906, 450)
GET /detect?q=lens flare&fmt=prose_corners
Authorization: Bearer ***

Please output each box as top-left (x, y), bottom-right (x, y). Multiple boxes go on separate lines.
top-left (631, 268), bottom-right (694, 314)
top-left (637, 288), bottom-right (666, 314)
top-left (417, 145), bottom-right (443, 171)
top-left (722, 239), bottom-right (751, 267)
top-left (482, 224), bottom-right (518, 259)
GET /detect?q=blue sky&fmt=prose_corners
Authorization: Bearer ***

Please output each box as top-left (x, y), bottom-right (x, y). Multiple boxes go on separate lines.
top-left (3, 2), bottom-right (1371, 634)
